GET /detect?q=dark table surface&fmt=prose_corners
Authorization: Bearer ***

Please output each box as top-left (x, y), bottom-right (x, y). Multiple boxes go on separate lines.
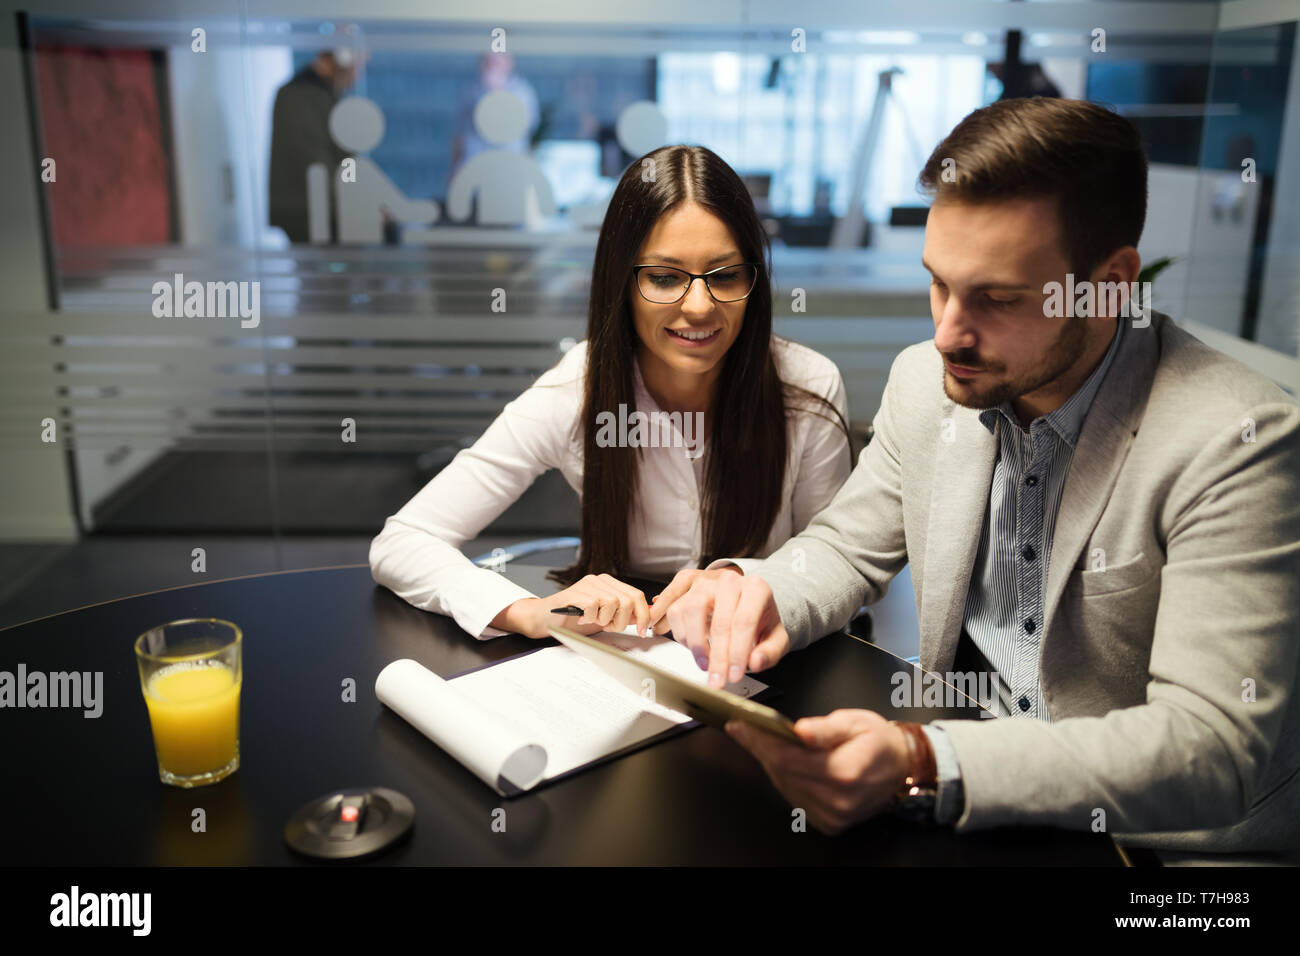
top-left (1, 565), bottom-right (1128, 865)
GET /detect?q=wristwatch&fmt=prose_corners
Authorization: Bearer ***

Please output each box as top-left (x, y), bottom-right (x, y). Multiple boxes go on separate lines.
top-left (890, 721), bottom-right (939, 824)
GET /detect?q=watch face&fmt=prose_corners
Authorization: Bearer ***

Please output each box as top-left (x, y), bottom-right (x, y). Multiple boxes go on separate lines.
top-left (894, 789), bottom-right (938, 823)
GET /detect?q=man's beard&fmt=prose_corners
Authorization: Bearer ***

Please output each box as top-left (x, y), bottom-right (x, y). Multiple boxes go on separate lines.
top-left (941, 317), bottom-right (1088, 410)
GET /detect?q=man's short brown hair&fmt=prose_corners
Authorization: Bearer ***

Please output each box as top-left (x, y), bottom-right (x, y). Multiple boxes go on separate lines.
top-left (918, 97), bottom-right (1148, 278)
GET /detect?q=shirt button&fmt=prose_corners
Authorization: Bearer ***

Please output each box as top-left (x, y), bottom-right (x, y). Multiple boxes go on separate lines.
top-left (1023, 618), bottom-right (1036, 634)
top-left (1018, 697), bottom-right (1030, 712)
top-left (1024, 475), bottom-right (1038, 487)
top-left (1022, 545), bottom-right (1036, 561)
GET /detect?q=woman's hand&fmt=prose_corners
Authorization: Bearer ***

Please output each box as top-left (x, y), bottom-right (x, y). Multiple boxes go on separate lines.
top-left (493, 574), bottom-right (665, 640)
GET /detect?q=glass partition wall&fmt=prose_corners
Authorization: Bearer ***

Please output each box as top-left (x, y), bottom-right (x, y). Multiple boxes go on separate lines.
top-left (1, 0), bottom-right (1295, 625)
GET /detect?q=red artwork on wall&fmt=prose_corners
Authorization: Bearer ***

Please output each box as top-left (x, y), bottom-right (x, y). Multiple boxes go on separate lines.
top-left (33, 44), bottom-right (173, 246)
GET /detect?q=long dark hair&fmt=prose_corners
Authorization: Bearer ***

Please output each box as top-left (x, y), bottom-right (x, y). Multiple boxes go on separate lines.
top-left (552, 145), bottom-right (848, 586)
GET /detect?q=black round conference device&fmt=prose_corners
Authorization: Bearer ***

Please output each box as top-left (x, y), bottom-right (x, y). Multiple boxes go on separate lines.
top-left (284, 787), bottom-right (414, 861)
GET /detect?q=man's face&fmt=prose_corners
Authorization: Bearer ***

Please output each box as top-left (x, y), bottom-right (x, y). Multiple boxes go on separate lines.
top-left (322, 50), bottom-right (363, 94)
top-left (923, 196), bottom-right (1088, 412)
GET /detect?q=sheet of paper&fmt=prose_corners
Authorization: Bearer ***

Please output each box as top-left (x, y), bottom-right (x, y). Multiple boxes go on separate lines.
top-left (449, 635), bottom-right (766, 782)
top-left (376, 635), bottom-right (769, 794)
top-left (375, 659), bottom-right (548, 795)
top-left (450, 647), bottom-right (682, 779)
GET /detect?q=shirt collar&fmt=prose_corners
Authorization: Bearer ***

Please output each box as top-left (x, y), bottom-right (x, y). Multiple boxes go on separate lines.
top-left (978, 318), bottom-right (1125, 447)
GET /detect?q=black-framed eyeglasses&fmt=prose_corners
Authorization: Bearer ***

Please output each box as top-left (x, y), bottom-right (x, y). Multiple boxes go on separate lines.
top-left (631, 262), bottom-right (760, 304)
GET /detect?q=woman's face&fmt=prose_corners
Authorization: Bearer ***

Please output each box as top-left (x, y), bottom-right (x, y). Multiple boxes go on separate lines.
top-left (629, 202), bottom-right (750, 384)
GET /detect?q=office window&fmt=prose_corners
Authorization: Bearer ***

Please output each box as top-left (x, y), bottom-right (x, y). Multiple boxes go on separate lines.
top-left (657, 51), bottom-right (985, 220)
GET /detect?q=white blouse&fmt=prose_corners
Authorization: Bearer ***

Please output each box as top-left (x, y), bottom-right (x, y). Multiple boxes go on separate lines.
top-left (368, 335), bottom-right (851, 639)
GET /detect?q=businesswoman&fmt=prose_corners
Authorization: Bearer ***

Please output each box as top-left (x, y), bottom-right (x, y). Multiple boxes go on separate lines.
top-left (369, 144), bottom-right (851, 642)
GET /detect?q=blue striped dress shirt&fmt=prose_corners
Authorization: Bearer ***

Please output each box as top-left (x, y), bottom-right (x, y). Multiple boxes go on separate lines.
top-left (921, 318), bottom-right (1125, 824)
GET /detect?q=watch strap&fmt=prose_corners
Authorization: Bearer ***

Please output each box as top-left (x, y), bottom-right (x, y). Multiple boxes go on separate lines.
top-left (891, 721), bottom-right (939, 823)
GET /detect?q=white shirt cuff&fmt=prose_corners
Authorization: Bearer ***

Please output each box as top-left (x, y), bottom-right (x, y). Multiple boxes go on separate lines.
top-left (921, 724), bottom-right (965, 826)
top-left (440, 564), bottom-right (539, 639)
top-left (704, 557), bottom-right (763, 575)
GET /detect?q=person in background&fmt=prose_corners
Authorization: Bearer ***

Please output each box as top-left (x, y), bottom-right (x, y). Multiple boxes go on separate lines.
top-left (447, 53), bottom-right (540, 193)
top-left (268, 49), bottom-right (358, 242)
top-left (370, 145), bottom-right (852, 643)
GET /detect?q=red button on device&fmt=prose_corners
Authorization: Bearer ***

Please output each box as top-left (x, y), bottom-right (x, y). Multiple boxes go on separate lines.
top-left (341, 806), bottom-right (359, 822)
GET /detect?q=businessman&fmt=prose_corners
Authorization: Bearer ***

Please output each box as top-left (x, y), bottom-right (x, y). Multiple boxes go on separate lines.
top-left (268, 48), bottom-right (357, 242)
top-left (657, 97), bottom-right (1300, 852)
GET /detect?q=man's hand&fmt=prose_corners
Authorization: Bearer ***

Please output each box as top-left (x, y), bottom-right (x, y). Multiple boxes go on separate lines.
top-left (661, 567), bottom-right (791, 687)
top-left (646, 566), bottom-right (739, 633)
top-left (725, 710), bottom-right (910, 835)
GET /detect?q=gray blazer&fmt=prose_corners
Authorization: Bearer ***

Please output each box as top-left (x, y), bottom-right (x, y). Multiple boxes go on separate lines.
top-left (749, 312), bottom-right (1300, 852)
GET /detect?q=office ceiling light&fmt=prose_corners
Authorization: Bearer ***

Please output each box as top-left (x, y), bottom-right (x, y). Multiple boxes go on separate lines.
top-left (712, 52), bottom-right (741, 94)
top-left (858, 30), bottom-right (921, 45)
top-left (1029, 32), bottom-right (1085, 48)
top-left (823, 29), bottom-right (920, 45)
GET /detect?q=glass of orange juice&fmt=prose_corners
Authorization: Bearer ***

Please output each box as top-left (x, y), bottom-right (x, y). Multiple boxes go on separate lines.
top-left (134, 618), bottom-right (242, 787)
